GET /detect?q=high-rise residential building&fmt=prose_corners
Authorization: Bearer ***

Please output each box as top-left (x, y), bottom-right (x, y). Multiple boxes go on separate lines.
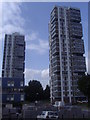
top-left (49, 6), bottom-right (86, 103)
top-left (2, 32), bottom-right (25, 80)
top-left (1, 32), bottom-right (25, 105)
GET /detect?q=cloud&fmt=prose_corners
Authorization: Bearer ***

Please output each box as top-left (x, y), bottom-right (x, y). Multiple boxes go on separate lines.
top-left (2, 2), bottom-right (25, 34)
top-left (25, 68), bottom-right (49, 89)
top-left (26, 32), bottom-right (39, 41)
top-left (41, 69), bottom-right (49, 79)
top-left (26, 39), bottom-right (49, 54)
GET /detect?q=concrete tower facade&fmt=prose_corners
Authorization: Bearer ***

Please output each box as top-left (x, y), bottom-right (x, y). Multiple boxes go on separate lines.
top-left (49, 6), bottom-right (86, 103)
top-left (2, 32), bottom-right (25, 80)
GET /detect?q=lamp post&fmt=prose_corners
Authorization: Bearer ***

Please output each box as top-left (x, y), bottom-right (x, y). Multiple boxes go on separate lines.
top-left (35, 93), bottom-right (39, 106)
top-left (36, 93), bottom-right (39, 101)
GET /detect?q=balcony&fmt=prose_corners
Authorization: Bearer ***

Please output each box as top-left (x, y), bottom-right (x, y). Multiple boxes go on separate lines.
top-left (51, 15), bottom-right (58, 23)
top-left (15, 62), bottom-right (24, 69)
top-left (51, 59), bottom-right (60, 65)
top-left (51, 7), bottom-right (58, 16)
top-left (54, 91), bottom-right (61, 97)
top-left (70, 31), bottom-right (82, 38)
top-left (72, 67), bottom-right (86, 72)
top-left (72, 56), bottom-right (86, 63)
top-left (52, 48), bottom-right (59, 56)
top-left (51, 41), bottom-right (59, 49)
top-left (16, 40), bottom-right (25, 46)
top-left (70, 22), bottom-right (82, 29)
top-left (53, 65), bottom-right (60, 73)
top-left (53, 86), bottom-right (61, 91)
top-left (70, 10), bottom-right (81, 22)
top-left (72, 57), bottom-right (86, 72)
top-left (69, 8), bottom-right (80, 15)
top-left (52, 55), bottom-right (60, 61)
top-left (51, 21), bottom-right (58, 28)
top-left (71, 47), bottom-right (84, 54)
top-left (51, 31), bottom-right (59, 39)
top-left (51, 44), bottom-right (59, 51)
top-left (16, 51), bottom-right (24, 57)
top-left (71, 39), bottom-right (84, 53)
top-left (70, 16), bottom-right (81, 22)
top-left (51, 29), bottom-right (58, 37)
top-left (52, 62), bottom-right (60, 68)
top-left (54, 81), bottom-right (61, 86)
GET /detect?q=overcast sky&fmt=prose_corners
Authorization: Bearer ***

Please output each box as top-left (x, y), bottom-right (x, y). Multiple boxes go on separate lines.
top-left (0, 2), bottom-right (88, 88)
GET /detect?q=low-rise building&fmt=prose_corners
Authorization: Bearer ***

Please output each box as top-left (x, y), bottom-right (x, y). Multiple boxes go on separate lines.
top-left (1, 77), bottom-right (24, 106)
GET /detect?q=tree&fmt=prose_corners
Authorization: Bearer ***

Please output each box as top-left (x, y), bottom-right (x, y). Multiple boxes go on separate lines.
top-left (78, 74), bottom-right (90, 106)
top-left (43, 85), bottom-right (50, 100)
top-left (24, 80), bottom-right (43, 102)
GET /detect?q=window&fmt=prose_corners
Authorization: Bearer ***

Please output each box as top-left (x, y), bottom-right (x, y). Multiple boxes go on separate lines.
top-left (11, 81), bottom-right (14, 86)
top-left (21, 94), bottom-right (24, 101)
top-left (7, 81), bottom-right (14, 87)
top-left (11, 95), bottom-right (14, 101)
top-left (7, 81), bottom-right (10, 86)
top-left (7, 95), bottom-right (10, 101)
top-left (14, 88), bottom-right (17, 92)
top-left (20, 81), bottom-right (23, 87)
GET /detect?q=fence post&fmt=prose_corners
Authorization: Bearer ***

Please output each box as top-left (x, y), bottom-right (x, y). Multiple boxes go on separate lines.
top-left (9, 109), bottom-right (11, 120)
top-left (62, 114), bottom-right (63, 119)
top-left (73, 114), bottom-right (74, 119)
top-left (83, 114), bottom-right (84, 118)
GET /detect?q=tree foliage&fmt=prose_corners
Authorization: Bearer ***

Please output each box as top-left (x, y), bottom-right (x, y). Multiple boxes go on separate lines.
top-left (78, 74), bottom-right (90, 104)
top-left (25, 80), bottom-right (43, 101)
top-left (43, 85), bottom-right (50, 100)
top-left (24, 80), bottom-right (50, 102)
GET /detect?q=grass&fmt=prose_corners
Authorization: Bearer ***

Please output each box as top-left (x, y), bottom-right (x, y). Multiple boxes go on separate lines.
top-left (23, 100), bottom-right (50, 105)
top-left (77, 103), bottom-right (90, 110)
